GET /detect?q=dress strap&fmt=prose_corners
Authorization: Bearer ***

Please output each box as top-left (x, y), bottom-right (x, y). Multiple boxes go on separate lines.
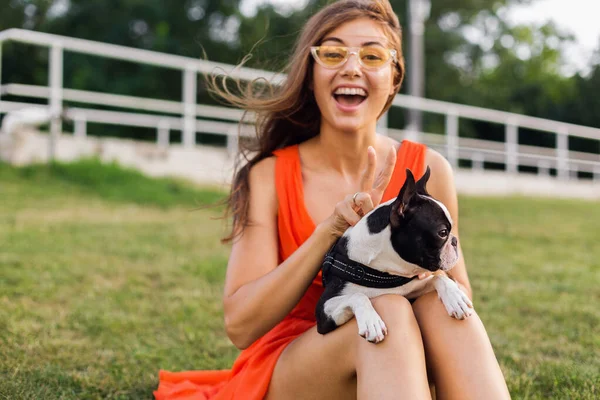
top-left (382, 140), bottom-right (427, 202)
top-left (273, 145), bottom-right (315, 262)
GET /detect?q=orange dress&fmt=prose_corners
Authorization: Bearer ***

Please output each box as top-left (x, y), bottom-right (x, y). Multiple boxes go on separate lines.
top-left (154, 140), bottom-right (426, 400)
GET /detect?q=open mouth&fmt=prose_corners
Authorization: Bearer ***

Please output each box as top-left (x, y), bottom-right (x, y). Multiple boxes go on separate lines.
top-left (333, 87), bottom-right (368, 108)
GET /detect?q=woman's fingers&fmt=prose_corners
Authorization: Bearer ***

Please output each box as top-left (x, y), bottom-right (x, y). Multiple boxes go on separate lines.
top-left (352, 191), bottom-right (375, 215)
top-left (376, 146), bottom-right (397, 190)
top-left (329, 145), bottom-right (397, 236)
top-left (337, 194), bottom-right (362, 226)
top-left (328, 192), bottom-right (373, 237)
top-left (370, 146), bottom-right (397, 204)
top-left (359, 146), bottom-right (377, 193)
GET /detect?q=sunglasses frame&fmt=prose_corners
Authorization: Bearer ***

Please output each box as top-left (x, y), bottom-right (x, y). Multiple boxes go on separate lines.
top-left (310, 45), bottom-right (397, 70)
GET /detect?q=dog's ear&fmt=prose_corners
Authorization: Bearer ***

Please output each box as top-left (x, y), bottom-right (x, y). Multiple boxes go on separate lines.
top-left (415, 166), bottom-right (431, 195)
top-left (391, 169), bottom-right (417, 226)
top-left (398, 169), bottom-right (417, 214)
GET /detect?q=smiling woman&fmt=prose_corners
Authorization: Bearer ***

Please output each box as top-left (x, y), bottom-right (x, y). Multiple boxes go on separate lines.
top-left (154, 1), bottom-right (510, 399)
top-left (310, 18), bottom-right (400, 134)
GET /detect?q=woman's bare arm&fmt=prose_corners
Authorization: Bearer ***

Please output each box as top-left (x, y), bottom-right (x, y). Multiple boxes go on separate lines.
top-left (425, 149), bottom-right (473, 299)
top-left (223, 157), bottom-right (337, 350)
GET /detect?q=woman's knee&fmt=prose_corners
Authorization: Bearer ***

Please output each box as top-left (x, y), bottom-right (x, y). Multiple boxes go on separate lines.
top-left (370, 294), bottom-right (422, 340)
top-left (325, 295), bottom-right (424, 367)
top-left (412, 290), bottom-right (488, 347)
top-left (412, 290), bottom-right (475, 326)
top-left (412, 290), bottom-right (439, 321)
top-left (372, 294), bottom-right (416, 322)
top-left (353, 295), bottom-right (431, 395)
top-left (338, 295), bottom-right (422, 356)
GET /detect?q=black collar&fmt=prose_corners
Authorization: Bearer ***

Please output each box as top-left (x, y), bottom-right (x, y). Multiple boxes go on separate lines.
top-left (322, 243), bottom-right (417, 289)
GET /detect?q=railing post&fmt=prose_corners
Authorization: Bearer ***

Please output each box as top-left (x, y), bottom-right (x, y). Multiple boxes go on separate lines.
top-left (227, 127), bottom-right (238, 158)
top-left (182, 65), bottom-right (197, 148)
top-left (49, 43), bottom-right (63, 161)
top-left (377, 111), bottom-right (388, 136)
top-left (74, 112), bottom-right (87, 139)
top-left (556, 126), bottom-right (569, 180)
top-left (472, 152), bottom-right (484, 172)
top-left (570, 165), bottom-right (578, 180)
top-left (505, 120), bottom-right (518, 174)
top-left (157, 119), bottom-right (170, 148)
top-left (445, 111), bottom-right (458, 169)
top-left (537, 160), bottom-right (551, 177)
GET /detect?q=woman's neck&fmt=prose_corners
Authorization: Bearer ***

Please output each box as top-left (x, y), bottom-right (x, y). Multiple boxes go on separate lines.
top-left (312, 120), bottom-right (379, 179)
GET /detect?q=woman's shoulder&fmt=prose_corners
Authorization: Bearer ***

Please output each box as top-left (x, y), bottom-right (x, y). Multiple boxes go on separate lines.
top-left (422, 147), bottom-right (456, 203)
top-left (248, 146), bottom-right (299, 195)
top-left (249, 156), bottom-right (277, 184)
top-left (424, 147), bottom-right (452, 176)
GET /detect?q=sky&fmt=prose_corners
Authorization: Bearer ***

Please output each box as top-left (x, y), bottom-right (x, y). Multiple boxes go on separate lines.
top-left (240, 0), bottom-right (600, 75)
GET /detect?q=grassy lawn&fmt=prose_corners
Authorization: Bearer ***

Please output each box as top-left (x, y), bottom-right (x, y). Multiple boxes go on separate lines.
top-left (0, 160), bottom-right (598, 399)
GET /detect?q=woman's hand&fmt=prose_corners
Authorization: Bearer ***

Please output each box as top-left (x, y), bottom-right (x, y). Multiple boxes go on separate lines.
top-left (321, 146), bottom-right (397, 238)
top-left (417, 271), bottom-right (433, 280)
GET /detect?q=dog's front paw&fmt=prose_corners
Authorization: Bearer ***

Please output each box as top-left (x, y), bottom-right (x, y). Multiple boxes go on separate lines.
top-left (443, 287), bottom-right (473, 320)
top-left (435, 276), bottom-right (474, 320)
top-left (355, 307), bottom-right (387, 343)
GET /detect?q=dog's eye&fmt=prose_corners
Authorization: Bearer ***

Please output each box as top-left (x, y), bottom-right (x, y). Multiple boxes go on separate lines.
top-left (438, 229), bottom-right (449, 238)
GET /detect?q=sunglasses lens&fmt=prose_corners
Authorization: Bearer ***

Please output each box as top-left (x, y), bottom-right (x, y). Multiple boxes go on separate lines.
top-left (359, 46), bottom-right (390, 68)
top-left (315, 46), bottom-right (348, 67)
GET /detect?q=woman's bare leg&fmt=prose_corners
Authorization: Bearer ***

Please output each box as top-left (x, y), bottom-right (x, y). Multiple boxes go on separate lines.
top-left (355, 295), bottom-right (431, 399)
top-left (412, 291), bottom-right (511, 400)
top-left (266, 295), bottom-right (431, 400)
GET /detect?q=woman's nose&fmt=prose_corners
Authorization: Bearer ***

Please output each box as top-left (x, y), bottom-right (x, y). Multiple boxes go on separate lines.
top-left (341, 53), bottom-right (362, 77)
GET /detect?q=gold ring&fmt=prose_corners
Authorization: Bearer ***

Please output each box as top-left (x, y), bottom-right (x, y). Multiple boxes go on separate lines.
top-left (352, 192), bottom-right (360, 206)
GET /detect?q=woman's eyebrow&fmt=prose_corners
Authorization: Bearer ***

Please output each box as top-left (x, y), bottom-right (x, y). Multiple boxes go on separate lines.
top-left (320, 37), bottom-right (386, 47)
top-left (321, 37), bottom-right (345, 44)
top-left (362, 41), bottom-right (385, 47)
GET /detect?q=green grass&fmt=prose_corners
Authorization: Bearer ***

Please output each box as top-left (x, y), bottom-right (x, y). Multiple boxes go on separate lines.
top-left (1, 160), bottom-right (599, 399)
top-left (0, 159), bottom-right (225, 209)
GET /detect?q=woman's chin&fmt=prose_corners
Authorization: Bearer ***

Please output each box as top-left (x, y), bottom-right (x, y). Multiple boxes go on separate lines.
top-left (330, 117), bottom-right (370, 134)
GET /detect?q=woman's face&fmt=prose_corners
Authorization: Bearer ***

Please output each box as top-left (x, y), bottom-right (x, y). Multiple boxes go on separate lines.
top-left (312, 18), bottom-right (396, 134)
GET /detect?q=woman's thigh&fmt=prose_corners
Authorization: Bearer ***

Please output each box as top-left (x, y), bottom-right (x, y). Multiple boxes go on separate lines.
top-left (266, 318), bottom-right (358, 400)
top-left (266, 295), bottom-right (430, 400)
top-left (412, 291), bottom-right (510, 400)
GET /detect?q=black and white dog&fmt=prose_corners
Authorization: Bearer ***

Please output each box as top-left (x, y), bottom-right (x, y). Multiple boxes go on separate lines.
top-left (315, 167), bottom-right (473, 343)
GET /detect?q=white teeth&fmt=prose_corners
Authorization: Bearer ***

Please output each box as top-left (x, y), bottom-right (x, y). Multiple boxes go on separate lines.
top-left (334, 87), bottom-right (367, 96)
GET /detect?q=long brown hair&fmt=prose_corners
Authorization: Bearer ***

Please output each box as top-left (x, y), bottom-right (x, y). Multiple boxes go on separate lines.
top-left (214, 0), bottom-right (405, 242)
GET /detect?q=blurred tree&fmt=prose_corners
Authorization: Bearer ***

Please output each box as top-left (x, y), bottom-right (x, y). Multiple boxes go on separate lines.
top-left (417, 1), bottom-right (585, 138)
top-left (1, 0), bottom-right (57, 90)
top-left (564, 54), bottom-right (600, 129)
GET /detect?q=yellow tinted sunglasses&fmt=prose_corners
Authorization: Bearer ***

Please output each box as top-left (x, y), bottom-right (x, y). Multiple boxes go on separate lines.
top-left (310, 45), bottom-right (397, 70)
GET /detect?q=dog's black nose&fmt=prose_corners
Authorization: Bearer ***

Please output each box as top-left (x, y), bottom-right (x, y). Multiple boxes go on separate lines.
top-left (451, 237), bottom-right (457, 247)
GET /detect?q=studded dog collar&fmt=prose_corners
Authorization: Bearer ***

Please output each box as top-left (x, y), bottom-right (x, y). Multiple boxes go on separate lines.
top-left (322, 244), bottom-right (417, 289)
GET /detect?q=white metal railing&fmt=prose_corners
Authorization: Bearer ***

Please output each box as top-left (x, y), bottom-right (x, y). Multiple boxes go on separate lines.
top-left (0, 28), bottom-right (272, 155)
top-left (0, 83), bottom-right (248, 121)
top-left (1, 28), bottom-right (600, 181)
top-left (392, 96), bottom-right (600, 180)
